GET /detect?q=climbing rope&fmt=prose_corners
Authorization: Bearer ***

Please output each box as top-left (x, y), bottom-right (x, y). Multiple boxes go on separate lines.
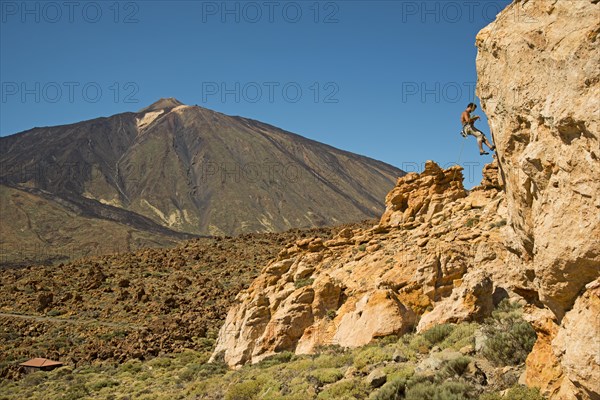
top-left (452, 136), bottom-right (467, 182)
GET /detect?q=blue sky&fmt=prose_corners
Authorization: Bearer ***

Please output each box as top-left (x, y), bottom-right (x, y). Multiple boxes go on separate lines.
top-left (1, 0), bottom-right (512, 188)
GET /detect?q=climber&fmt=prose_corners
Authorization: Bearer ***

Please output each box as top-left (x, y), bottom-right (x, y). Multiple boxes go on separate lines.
top-left (460, 103), bottom-right (496, 155)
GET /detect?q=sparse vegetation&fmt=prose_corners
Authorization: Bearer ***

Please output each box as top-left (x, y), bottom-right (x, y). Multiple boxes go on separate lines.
top-left (295, 278), bottom-right (315, 289)
top-left (490, 219), bottom-right (507, 229)
top-left (465, 217), bottom-right (480, 227)
top-left (0, 311), bottom-right (544, 399)
top-left (422, 323), bottom-right (455, 345)
top-left (481, 300), bottom-right (537, 366)
top-left (326, 309), bottom-right (337, 320)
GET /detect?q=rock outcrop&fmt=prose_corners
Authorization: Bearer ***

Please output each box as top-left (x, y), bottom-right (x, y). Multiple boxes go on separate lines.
top-left (209, 4), bottom-right (599, 399)
top-left (210, 162), bottom-right (510, 367)
top-left (476, 0), bottom-right (599, 398)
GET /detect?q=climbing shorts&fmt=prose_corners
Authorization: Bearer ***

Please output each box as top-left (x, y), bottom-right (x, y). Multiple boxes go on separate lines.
top-left (462, 123), bottom-right (485, 140)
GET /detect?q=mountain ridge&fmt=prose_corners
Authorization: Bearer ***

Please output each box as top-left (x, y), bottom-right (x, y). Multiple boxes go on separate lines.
top-left (0, 99), bottom-right (405, 265)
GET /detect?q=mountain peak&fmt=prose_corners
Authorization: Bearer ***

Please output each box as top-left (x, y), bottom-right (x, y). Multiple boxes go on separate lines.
top-left (138, 98), bottom-right (185, 113)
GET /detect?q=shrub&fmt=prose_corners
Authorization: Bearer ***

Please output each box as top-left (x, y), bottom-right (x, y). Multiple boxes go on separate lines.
top-left (406, 334), bottom-right (431, 355)
top-left (405, 380), bottom-right (473, 400)
top-left (224, 379), bottom-right (263, 400)
top-left (147, 356), bottom-right (172, 369)
top-left (307, 368), bottom-right (344, 386)
top-left (88, 378), bottom-right (119, 391)
top-left (369, 377), bottom-right (407, 400)
top-left (440, 356), bottom-right (471, 378)
top-left (326, 309), bottom-right (337, 320)
top-left (312, 352), bottom-right (352, 369)
top-left (22, 371), bottom-right (46, 387)
top-left (376, 334), bottom-right (401, 346)
top-left (256, 351), bottom-right (294, 368)
top-left (465, 217), bottom-right (479, 227)
top-left (480, 384), bottom-right (545, 400)
top-left (195, 361), bottom-right (229, 378)
top-left (422, 324), bottom-right (455, 345)
top-left (353, 346), bottom-right (393, 370)
top-left (178, 364), bottom-right (201, 382)
top-left (225, 376), bottom-right (279, 400)
top-left (489, 219), bottom-right (508, 229)
top-left (317, 378), bottom-right (369, 399)
top-left (120, 360), bottom-right (143, 373)
top-left (504, 385), bottom-right (545, 400)
top-left (438, 323), bottom-right (477, 350)
top-left (62, 383), bottom-right (90, 400)
top-left (315, 344), bottom-right (347, 356)
top-left (294, 278), bottom-right (314, 289)
top-left (482, 301), bottom-right (537, 366)
top-left (358, 244), bottom-right (367, 252)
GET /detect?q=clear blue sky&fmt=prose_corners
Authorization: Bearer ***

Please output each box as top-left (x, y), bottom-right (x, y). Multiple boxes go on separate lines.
top-left (1, 0), bottom-right (512, 188)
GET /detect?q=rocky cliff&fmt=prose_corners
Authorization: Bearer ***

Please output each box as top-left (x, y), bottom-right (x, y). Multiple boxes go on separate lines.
top-left (476, 0), bottom-right (599, 398)
top-left (210, 1), bottom-right (599, 398)
top-left (209, 161), bottom-right (511, 366)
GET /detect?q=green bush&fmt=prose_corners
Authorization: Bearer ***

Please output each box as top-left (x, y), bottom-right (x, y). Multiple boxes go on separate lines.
top-left (314, 344), bottom-right (347, 356)
top-left (353, 346), bottom-right (393, 370)
top-left (375, 334), bottom-right (401, 346)
top-left (440, 356), bottom-right (471, 378)
top-left (256, 351), bottom-right (294, 368)
top-left (422, 324), bottom-right (455, 345)
top-left (317, 378), bottom-right (369, 399)
top-left (504, 385), bottom-right (545, 400)
top-left (224, 378), bottom-right (264, 400)
top-left (120, 360), bottom-right (143, 373)
top-left (62, 383), bottom-right (90, 400)
top-left (294, 278), bottom-right (314, 289)
top-left (369, 377), bottom-right (407, 400)
top-left (178, 364), bottom-right (201, 382)
top-left (465, 217), bottom-right (479, 227)
top-left (438, 323), bottom-right (477, 350)
top-left (406, 334), bottom-right (431, 355)
top-left (307, 367), bottom-right (344, 386)
top-left (22, 371), bottom-right (46, 387)
top-left (482, 301), bottom-right (537, 366)
top-left (88, 378), bottom-right (119, 391)
top-left (196, 361), bottom-right (228, 378)
top-left (405, 380), bottom-right (473, 400)
top-left (480, 384), bottom-right (545, 400)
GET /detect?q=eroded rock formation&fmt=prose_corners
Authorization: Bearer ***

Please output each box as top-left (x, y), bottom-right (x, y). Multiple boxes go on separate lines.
top-left (476, 0), bottom-right (599, 398)
top-left (210, 162), bottom-right (510, 367)
top-left (210, 3), bottom-right (599, 399)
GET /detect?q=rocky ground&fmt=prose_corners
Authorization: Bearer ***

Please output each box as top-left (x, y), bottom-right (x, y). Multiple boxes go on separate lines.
top-left (0, 303), bottom-right (543, 399)
top-left (0, 220), bottom-right (376, 380)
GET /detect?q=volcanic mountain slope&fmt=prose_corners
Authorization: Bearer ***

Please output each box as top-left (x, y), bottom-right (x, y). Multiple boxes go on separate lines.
top-left (0, 99), bottom-right (404, 247)
top-left (0, 185), bottom-right (197, 267)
